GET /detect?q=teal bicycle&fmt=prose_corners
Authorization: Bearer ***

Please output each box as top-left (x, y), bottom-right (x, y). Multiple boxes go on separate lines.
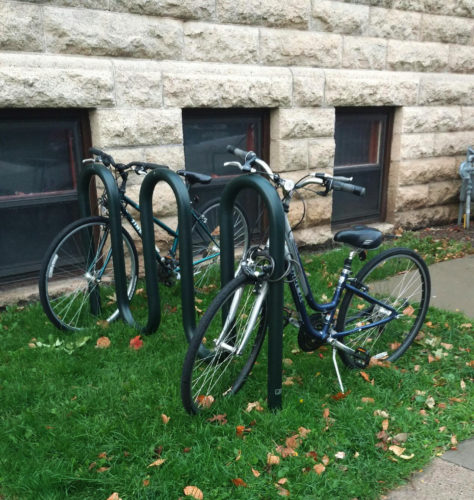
top-left (39, 148), bottom-right (250, 331)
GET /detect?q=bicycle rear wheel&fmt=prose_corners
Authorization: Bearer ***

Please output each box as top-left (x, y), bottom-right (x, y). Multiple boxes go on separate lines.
top-left (336, 248), bottom-right (430, 368)
top-left (39, 216), bottom-right (138, 331)
top-left (191, 201), bottom-right (250, 296)
top-left (181, 273), bottom-right (267, 415)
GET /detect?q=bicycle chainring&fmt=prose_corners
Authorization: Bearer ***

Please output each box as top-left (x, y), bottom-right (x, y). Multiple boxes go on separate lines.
top-left (298, 312), bottom-right (326, 352)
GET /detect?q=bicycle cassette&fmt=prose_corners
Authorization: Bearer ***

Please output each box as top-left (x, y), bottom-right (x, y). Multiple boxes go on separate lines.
top-left (298, 313), bottom-right (325, 352)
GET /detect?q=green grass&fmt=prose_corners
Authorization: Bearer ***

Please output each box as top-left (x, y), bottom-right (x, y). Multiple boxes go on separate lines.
top-left (0, 232), bottom-right (472, 499)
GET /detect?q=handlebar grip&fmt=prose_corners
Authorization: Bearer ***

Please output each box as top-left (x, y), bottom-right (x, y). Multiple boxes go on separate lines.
top-left (89, 147), bottom-right (114, 167)
top-left (226, 145), bottom-right (249, 161)
top-left (332, 180), bottom-right (366, 197)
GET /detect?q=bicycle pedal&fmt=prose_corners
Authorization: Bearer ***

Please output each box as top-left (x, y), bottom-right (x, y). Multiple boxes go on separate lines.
top-left (351, 347), bottom-right (371, 368)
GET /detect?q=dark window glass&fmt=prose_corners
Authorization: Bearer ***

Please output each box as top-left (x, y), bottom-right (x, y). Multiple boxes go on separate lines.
top-left (332, 109), bottom-right (392, 225)
top-left (0, 110), bottom-right (89, 285)
top-left (183, 109), bottom-right (268, 237)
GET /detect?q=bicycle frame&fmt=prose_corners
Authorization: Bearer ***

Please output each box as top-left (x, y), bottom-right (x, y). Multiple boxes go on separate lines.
top-left (282, 216), bottom-right (398, 343)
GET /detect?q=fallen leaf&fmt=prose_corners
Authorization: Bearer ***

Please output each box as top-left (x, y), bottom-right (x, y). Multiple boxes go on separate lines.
top-left (440, 342), bottom-right (453, 350)
top-left (322, 408), bottom-right (330, 420)
top-left (148, 459), bottom-right (166, 468)
top-left (246, 401), bottom-right (264, 412)
top-left (361, 397), bottom-right (375, 404)
top-left (97, 466), bottom-right (110, 473)
top-left (360, 371), bottom-right (371, 383)
top-left (450, 435), bottom-right (458, 448)
top-left (460, 323), bottom-right (472, 329)
top-left (389, 445), bottom-right (405, 457)
top-left (460, 379), bottom-right (466, 391)
top-left (425, 396), bottom-right (435, 409)
top-left (374, 410), bottom-right (389, 418)
top-left (161, 414), bottom-right (170, 424)
top-left (129, 335), bottom-right (143, 350)
top-left (393, 432), bottom-right (409, 442)
top-left (331, 390), bottom-right (351, 400)
top-left (197, 395), bottom-right (214, 408)
top-left (306, 451), bottom-right (318, 461)
top-left (107, 494), bottom-right (122, 500)
top-left (96, 319), bottom-right (109, 329)
top-left (95, 336), bottom-right (111, 349)
top-left (267, 453), bottom-right (280, 465)
top-left (390, 342), bottom-right (401, 350)
top-left (334, 451), bottom-right (345, 460)
top-left (207, 414), bottom-right (227, 425)
top-left (143, 479), bottom-right (150, 487)
top-left (231, 478), bottom-right (247, 487)
top-left (298, 427), bottom-right (311, 438)
top-left (313, 463), bottom-right (326, 475)
top-left (183, 485), bottom-right (204, 499)
top-left (275, 483), bottom-right (290, 496)
top-left (321, 455), bottom-right (330, 466)
top-left (98, 452), bottom-right (107, 459)
top-left (251, 468), bottom-right (261, 477)
top-left (277, 478), bottom-right (288, 485)
top-left (382, 419), bottom-right (389, 431)
top-left (403, 305), bottom-right (415, 317)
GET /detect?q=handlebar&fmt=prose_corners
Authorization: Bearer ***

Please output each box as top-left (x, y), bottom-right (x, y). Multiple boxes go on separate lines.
top-left (87, 147), bottom-right (169, 174)
top-left (226, 145), bottom-right (366, 198)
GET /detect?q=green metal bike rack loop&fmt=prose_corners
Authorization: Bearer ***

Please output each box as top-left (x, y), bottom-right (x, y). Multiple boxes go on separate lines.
top-left (220, 175), bottom-right (286, 411)
top-left (78, 163), bottom-right (138, 329)
top-left (139, 168), bottom-right (196, 339)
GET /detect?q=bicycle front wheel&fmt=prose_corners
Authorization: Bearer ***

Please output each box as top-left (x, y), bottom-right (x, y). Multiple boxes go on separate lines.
top-left (336, 248), bottom-right (430, 368)
top-left (191, 201), bottom-right (250, 295)
top-left (39, 216), bottom-right (138, 331)
top-left (181, 273), bottom-right (267, 415)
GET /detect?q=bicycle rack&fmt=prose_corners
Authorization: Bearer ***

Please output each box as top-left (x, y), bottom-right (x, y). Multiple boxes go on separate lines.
top-left (139, 168), bottom-right (195, 338)
top-left (457, 146), bottom-right (474, 229)
top-left (78, 163), bottom-right (138, 328)
top-left (220, 175), bottom-right (286, 411)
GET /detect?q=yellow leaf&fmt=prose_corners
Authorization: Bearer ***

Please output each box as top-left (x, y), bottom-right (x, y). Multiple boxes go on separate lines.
top-left (267, 453), bottom-right (280, 465)
top-left (148, 459), bottom-right (166, 468)
top-left (382, 419), bottom-right (389, 431)
top-left (245, 401), bottom-right (264, 412)
top-left (400, 453), bottom-right (415, 460)
top-left (183, 485), bottom-right (204, 499)
top-left (389, 445), bottom-right (405, 456)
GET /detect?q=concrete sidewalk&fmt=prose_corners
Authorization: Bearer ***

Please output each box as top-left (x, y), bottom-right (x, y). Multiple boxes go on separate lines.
top-left (383, 255), bottom-right (473, 499)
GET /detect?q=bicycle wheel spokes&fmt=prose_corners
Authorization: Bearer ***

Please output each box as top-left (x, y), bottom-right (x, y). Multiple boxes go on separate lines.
top-left (41, 217), bottom-right (138, 331)
top-left (183, 274), bottom-right (267, 414)
top-left (338, 249), bottom-right (430, 366)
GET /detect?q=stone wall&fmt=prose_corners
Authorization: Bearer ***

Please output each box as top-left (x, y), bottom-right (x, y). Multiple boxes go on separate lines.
top-left (1, 0), bottom-right (473, 244)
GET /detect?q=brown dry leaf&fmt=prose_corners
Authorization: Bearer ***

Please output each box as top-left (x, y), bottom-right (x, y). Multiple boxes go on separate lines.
top-left (389, 445), bottom-right (405, 457)
top-left (161, 414), bottom-right (170, 424)
top-left (97, 466), bottom-right (110, 473)
top-left (282, 377), bottom-right (294, 386)
top-left (231, 478), bottom-right (247, 487)
top-left (207, 414), bottom-right (227, 425)
top-left (322, 455), bottom-right (330, 466)
top-left (451, 435), bottom-right (458, 448)
top-left (286, 434), bottom-right (301, 450)
top-left (246, 401), bottom-right (264, 412)
top-left (183, 485), bottom-right (204, 499)
top-left (276, 444), bottom-right (297, 458)
top-left (460, 379), bottom-right (466, 391)
top-left (313, 463), bottom-right (326, 475)
top-left (96, 319), bottom-right (110, 329)
top-left (107, 494), bottom-right (122, 500)
top-left (393, 432), bottom-right (409, 442)
top-left (331, 390), bottom-right (351, 400)
top-left (95, 336), bottom-right (111, 349)
top-left (267, 453), bottom-right (280, 465)
top-left (197, 395), bottom-right (214, 409)
top-left (440, 342), bottom-right (453, 350)
top-left (275, 483), bottom-right (290, 497)
top-left (390, 342), bottom-right (401, 350)
top-left (403, 305), bottom-right (415, 316)
top-left (361, 397), bottom-right (375, 404)
top-left (460, 323), bottom-right (472, 329)
top-left (382, 419), bottom-right (389, 431)
top-left (298, 427), bottom-right (311, 438)
top-left (148, 458), bottom-right (166, 468)
top-left (360, 371), bottom-right (371, 383)
top-left (251, 468), bottom-right (261, 478)
top-left (143, 479), bottom-right (150, 487)
top-left (306, 451), bottom-right (318, 461)
top-left (322, 408), bottom-right (330, 420)
top-left (283, 358), bottom-right (293, 366)
top-left (98, 452), bottom-right (107, 459)
top-left (373, 409), bottom-right (390, 418)
top-left (414, 364), bottom-right (421, 372)
top-left (425, 396), bottom-right (435, 409)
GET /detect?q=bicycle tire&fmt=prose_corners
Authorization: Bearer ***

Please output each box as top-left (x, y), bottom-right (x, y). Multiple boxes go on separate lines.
top-left (336, 247), bottom-right (430, 368)
top-left (181, 273), bottom-right (267, 415)
top-left (39, 216), bottom-right (138, 331)
top-left (191, 201), bottom-right (250, 296)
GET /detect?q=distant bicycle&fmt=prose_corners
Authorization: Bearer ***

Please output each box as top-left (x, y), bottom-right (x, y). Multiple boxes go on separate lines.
top-left (181, 146), bottom-right (431, 414)
top-left (39, 148), bottom-right (250, 331)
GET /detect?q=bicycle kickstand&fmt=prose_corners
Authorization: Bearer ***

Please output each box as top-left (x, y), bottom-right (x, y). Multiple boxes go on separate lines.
top-left (332, 347), bottom-right (345, 394)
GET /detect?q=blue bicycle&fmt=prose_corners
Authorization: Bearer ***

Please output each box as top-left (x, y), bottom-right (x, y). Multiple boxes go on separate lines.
top-left (181, 147), bottom-right (431, 414)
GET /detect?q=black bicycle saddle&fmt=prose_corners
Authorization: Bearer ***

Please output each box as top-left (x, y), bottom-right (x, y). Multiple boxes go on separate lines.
top-left (177, 170), bottom-right (212, 185)
top-left (333, 226), bottom-right (383, 249)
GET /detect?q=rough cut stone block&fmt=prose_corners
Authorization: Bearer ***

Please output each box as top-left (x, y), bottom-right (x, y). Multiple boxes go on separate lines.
top-left (0, 54), bottom-right (115, 108)
top-left (270, 139), bottom-right (309, 172)
top-left (398, 157), bottom-right (458, 185)
top-left (90, 109), bottom-right (182, 148)
top-left (428, 180), bottom-right (460, 206)
top-left (369, 7), bottom-right (421, 40)
top-left (387, 40), bottom-right (449, 72)
top-left (396, 184), bottom-right (429, 210)
top-left (260, 28), bottom-right (342, 68)
top-left (421, 14), bottom-right (473, 45)
top-left (325, 70), bottom-right (418, 106)
top-left (293, 225), bottom-right (334, 248)
top-left (399, 133), bottom-right (435, 160)
top-left (0, 2), bottom-right (43, 51)
top-left (184, 23), bottom-right (259, 64)
top-left (113, 60), bottom-right (163, 108)
top-left (271, 108), bottom-right (335, 140)
top-left (401, 107), bottom-right (464, 133)
top-left (216, 0), bottom-right (309, 29)
top-left (311, 1), bottom-right (369, 35)
top-left (419, 74), bottom-right (474, 105)
top-left (17, 1), bottom-right (108, 7)
top-left (43, 7), bottom-right (183, 59)
top-left (395, 205), bottom-right (457, 229)
top-left (449, 45), bottom-right (474, 75)
top-left (162, 62), bottom-right (291, 108)
top-left (308, 138), bottom-right (336, 170)
top-left (342, 36), bottom-right (387, 70)
top-left (291, 68), bottom-right (325, 106)
top-left (143, 145), bottom-right (186, 171)
top-left (110, 0), bottom-right (214, 20)
top-left (433, 131), bottom-right (474, 157)
top-left (461, 107), bottom-right (474, 130)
